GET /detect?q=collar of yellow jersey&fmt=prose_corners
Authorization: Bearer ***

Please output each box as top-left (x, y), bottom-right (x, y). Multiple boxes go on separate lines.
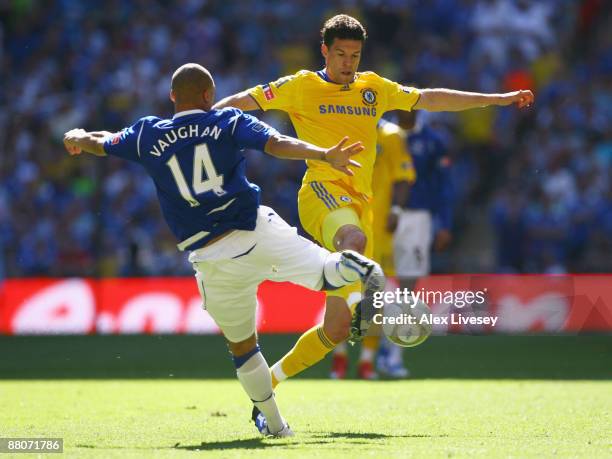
top-left (316, 69), bottom-right (358, 88)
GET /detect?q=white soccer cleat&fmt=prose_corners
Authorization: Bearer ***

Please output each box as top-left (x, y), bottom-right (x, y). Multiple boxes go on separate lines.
top-left (252, 406), bottom-right (295, 438)
top-left (339, 250), bottom-right (385, 293)
top-left (270, 424), bottom-right (295, 438)
top-left (340, 250), bottom-right (386, 343)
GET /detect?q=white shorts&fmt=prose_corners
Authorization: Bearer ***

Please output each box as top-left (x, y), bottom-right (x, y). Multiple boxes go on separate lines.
top-left (392, 210), bottom-right (432, 278)
top-left (189, 205), bottom-right (329, 342)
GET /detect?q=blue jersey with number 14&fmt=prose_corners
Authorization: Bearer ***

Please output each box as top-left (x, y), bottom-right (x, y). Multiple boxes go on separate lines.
top-left (103, 108), bottom-right (279, 251)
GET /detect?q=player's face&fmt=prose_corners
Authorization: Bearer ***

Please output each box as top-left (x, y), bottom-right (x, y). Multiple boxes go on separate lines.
top-left (321, 39), bottom-right (362, 84)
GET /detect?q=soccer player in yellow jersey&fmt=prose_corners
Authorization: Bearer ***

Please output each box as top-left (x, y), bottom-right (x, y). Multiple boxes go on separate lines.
top-left (371, 120), bottom-right (416, 276)
top-left (331, 119), bottom-right (416, 380)
top-left (214, 14), bottom-right (534, 388)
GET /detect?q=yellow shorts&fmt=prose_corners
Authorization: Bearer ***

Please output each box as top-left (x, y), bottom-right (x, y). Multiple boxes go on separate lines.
top-left (298, 180), bottom-right (374, 303)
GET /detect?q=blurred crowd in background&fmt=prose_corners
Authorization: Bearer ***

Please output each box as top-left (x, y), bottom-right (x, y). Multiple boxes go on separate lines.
top-left (0, 0), bottom-right (610, 278)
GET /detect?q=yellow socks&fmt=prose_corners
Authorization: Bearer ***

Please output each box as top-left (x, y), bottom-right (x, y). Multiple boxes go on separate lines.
top-left (270, 325), bottom-right (336, 388)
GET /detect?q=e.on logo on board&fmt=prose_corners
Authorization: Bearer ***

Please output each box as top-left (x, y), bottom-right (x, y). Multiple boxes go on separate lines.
top-left (11, 279), bottom-right (96, 334)
top-left (0, 278), bottom-right (220, 335)
top-left (0, 278), bottom-right (324, 335)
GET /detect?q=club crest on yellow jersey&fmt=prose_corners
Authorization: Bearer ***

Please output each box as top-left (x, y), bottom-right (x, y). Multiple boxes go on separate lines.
top-left (361, 88), bottom-right (378, 106)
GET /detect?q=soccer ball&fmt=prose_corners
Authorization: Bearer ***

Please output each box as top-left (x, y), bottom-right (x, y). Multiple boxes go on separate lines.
top-left (381, 299), bottom-right (432, 347)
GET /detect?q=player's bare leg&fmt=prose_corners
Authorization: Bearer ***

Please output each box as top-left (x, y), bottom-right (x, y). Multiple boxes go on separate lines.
top-left (328, 299), bottom-right (352, 380)
top-left (320, 225), bottom-right (369, 348)
top-left (322, 295), bottom-right (353, 342)
top-left (328, 224), bottom-right (366, 378)
top-left (333, 224), bottom-right (367, 254)
top-left (271, 223), bottom-right (384, 387)
top-left (228, 333), bottom-right (291, 436)
top-left (331, 224), bottom-right (383, 377)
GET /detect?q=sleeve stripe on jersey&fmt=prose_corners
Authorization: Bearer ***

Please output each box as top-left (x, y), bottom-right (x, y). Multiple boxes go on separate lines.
top-left (136, 119), bottom-right (146, 157)
top-left (409, 91), bottom-right (421, 111)
top-left (231, 115), bottom-right (239, 135)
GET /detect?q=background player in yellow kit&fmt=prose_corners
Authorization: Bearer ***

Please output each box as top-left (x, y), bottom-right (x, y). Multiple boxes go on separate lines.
top-left (331, 118), bottom-right (415, 380)
top-left (214, 14), bottom-right (534, 388)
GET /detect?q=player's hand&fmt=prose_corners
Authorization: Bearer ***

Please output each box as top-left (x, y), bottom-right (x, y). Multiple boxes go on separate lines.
top-left (63, 128), bottom-right (86, 155)
top-left (434, 229), bottom-right (452, 252)
top-left (498, 90), bottom-right (534, 108)
top-left (324, 136), bottom-right (363, 176)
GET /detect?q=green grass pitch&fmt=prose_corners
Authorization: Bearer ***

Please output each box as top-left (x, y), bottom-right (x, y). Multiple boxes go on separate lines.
top-left (1, 335), bottom-right (610, 458)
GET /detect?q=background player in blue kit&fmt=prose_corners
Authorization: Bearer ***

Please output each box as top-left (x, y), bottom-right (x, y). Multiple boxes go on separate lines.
top-left (62, 63), bottom-right (384, 438)
top-left (377, 110), bottom-right (454, 377)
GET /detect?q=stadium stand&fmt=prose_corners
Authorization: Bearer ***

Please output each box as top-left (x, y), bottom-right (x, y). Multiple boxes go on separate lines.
top-left (1, 0), bottom-right (610, 277)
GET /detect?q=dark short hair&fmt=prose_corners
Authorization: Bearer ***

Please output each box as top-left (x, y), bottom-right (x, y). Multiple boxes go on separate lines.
top-left (321, 14), bottom-right (367, 47)
top-left (171, 63), bottom-right (213, 103)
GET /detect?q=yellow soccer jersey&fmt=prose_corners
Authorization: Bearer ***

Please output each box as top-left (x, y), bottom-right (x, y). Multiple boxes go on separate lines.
top-left (372, 120), bottom-right (416, 271)
top-left (250, 70), bottom-right (420, 197)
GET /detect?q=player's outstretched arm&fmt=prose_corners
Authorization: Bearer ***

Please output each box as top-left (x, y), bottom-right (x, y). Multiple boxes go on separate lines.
top-left (63, 128), bottom-right (109, 156)
top-left (264, 134), bottom-right (363, 176)
top-left (413, 89), bottom-right (534, 112)
top-left (213, 90), bottom-right (260, 111)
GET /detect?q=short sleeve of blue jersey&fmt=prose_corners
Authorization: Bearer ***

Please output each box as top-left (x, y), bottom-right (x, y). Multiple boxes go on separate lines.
top-left (230, 111), bottom-right (279, 151)
top-left (104, 117), bottom-right (155, 162)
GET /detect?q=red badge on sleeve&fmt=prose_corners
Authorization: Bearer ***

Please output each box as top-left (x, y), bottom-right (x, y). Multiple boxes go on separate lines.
top-left (263, 84), bottom-right (275, 101)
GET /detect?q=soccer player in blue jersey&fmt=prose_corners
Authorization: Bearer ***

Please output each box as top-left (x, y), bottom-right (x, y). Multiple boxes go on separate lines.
top-left (63, 63), bottom-right (385, 438)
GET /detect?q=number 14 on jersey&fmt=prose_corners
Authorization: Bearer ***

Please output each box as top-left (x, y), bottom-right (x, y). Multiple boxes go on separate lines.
top-left (166, 143), bottom-right (226, 207)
